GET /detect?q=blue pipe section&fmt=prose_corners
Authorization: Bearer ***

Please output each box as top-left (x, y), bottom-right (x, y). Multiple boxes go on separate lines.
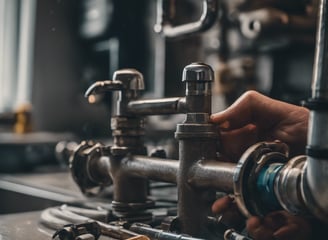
top-left (256, 163), bottom-right (284, 211)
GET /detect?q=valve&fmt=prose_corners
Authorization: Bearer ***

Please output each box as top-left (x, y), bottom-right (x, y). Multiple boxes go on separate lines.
top-left (233, 141), bottom-right (289, 217)
top-left (69, 141), bottom-right (112, 196)
top-left (85, 69), bottom-right (144, 116)
top-left (182, 62), bottom-right (214, 114)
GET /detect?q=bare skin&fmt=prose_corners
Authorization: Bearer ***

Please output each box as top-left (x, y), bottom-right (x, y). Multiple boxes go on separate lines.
top-left (210, 91), bottom-right (311, 240)
top-left (211, 90), bottom-right (309, 162)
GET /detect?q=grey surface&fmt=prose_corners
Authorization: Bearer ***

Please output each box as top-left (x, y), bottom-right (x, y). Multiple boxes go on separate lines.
top-left (0, 211), bottom-right (113, 240)
top-left (0, 171), bottom-right (86, 214)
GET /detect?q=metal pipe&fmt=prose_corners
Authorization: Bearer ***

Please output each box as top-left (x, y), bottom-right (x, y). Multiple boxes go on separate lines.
top-left (127, 97), bottom-right (186, 115)
top-left (130, 223), bottom-right (206, 240)
top-left (302, 0), bottom-right (328, 223)
top-left (176, 132), bottom-right (218, 236)
top-left (119, 156), bottom-right (236, 193)
top-left (188, 160), bottom-right (235, 193)
top-left (154, 0), bottom-right (218, 39)
top-left (80, 151), bottom-right (236, 192)
top-left (311, 0), bottom-right (328, 99)
top-left (175, 63), bottom-right (218, 237)
top-left (274, 156), bottom-right (307, 215)
top-left (121, 155), bottom-right (178, 183)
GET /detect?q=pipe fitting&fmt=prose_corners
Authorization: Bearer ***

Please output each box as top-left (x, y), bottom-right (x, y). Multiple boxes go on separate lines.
top-left (182, 63), bottom-right (214, 114)
top-left (233, 141), bottom-right (289, 217)
top-left (69, 141), bottom-right (112, 196)
top-left (275, 155), bottom-right (308, 215)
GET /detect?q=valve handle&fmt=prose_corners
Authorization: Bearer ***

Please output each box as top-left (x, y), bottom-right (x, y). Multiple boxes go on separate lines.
top-left (85, 69), bottom-right (145, 97)
top-left (85, 80), bottom-right (123, 97)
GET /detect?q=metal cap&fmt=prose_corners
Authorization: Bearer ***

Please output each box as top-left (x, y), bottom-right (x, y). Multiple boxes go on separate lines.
top-left (113, 69), bottom-right (145, 90)
top-left (182, 63), bottom-right (214, 82)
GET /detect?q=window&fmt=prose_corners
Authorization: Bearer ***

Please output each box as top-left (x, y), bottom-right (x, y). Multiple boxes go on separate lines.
top-left (0, 0), bottom-right (37, 112)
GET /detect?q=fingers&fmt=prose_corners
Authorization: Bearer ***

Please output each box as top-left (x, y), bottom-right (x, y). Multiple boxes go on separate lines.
top-left (263, 211), bottom-right (286, 231)
top-left (273, 223), bottom-right (301, 240)
top-left (247, 211), bottom-right (312, 240)
top-left (210, 91), bottom-right (254, 128)
top-left (272, 212), bottom-right (311, 240)
top-left (219, 124), bottom-right (258, 162)
top-left (210, 91), bottom-right (268, 129)
top-left (212, 195), bottom-right (245, 230)
top-left (247, 216), bottom-right (275, 240)
top-left (212, 195), bottom-right (233, 214)
top-left (210, 90), bottom-right (300, 131)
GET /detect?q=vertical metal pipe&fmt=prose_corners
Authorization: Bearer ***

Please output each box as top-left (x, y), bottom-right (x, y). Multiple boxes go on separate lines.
top-left (177, 135), bottom-right (218, 236)
top-left (311, 0), bottom-right (328, 99)
top-left (175, 63), bottom-right (218, 237)
top-left (303, 0), bottom-right (328, 223)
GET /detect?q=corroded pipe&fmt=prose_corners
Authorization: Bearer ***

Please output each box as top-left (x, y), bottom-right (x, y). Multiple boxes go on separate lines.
top-left (189, 160), bottom-right (235, 193)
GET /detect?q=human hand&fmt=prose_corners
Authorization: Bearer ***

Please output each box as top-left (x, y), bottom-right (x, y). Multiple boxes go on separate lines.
top-left (210, 91), bottom-right (309, 162)
top-left (246, 211), bottom-right (312, 240)
top-left (212, 195), bottom-right (245, 231)
top-left (212, 197), bottom-right (313, 240)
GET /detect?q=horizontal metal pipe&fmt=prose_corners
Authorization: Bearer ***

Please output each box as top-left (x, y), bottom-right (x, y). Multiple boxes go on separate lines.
top-left (121, 155), bottom-right (179, 183)
top-left (127, 97), bottom-right (186, 115)
top-left (188, 160), bottom-right (235, 193)
top-left (121, 156), bottom-right (236, 193)
top-left (119, 156), bottom-right (236, 193)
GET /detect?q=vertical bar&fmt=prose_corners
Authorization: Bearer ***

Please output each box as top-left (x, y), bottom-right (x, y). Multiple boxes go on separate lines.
top-left (0, 0), bottom-right (5, 111)
top-left (312, 0), bottom-right (328, 99)
top-left (16, 0), bottom-right (37, 108)
top-left (304, 0), bottom-right (328, 223)
top-left (0, 0), bottom-right (19, 112)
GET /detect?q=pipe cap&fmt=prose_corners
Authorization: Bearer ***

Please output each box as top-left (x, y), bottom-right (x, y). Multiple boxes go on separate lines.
top-left (182, 63), bottom-right (214, 82)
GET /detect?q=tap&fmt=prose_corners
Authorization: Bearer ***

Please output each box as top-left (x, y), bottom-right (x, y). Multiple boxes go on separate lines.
top-left (70, 63), bottom-right (237, 238)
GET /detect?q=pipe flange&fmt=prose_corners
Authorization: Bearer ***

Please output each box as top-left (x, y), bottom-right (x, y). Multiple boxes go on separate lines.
top-left (70, 141), bottom-right (112, 196)
top-left (175, 118), bottom-right (218, 140)
top-left (233, 141), bottom-right (289, 217)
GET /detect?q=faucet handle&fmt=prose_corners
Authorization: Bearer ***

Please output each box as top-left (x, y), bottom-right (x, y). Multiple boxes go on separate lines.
top-left (182, 63), bottom-right (214, 114)
top-left (113, 69), bottom-right (144, 91)
top-left (85, 69), bottom-right (144, 98)
top-left (182, 62), bottom-right (214, 83)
